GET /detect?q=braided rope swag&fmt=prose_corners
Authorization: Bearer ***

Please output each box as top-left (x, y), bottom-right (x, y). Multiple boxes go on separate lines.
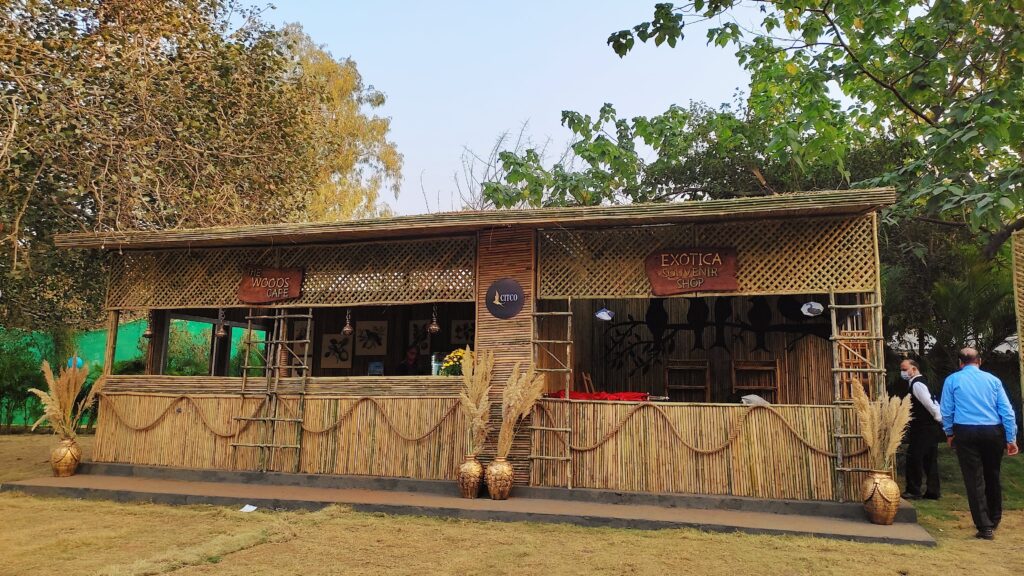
top-left (100, 394), bottom-right (865, 472)
top-left (99, 393), bottom-right (460, 442)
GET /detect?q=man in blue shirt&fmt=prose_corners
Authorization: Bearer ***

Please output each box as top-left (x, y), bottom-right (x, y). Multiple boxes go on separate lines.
top-left (941, 347), bottom-right (1019, 540)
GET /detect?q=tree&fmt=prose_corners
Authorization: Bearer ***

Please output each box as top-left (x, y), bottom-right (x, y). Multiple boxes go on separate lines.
top-left (609, 1), bottom-right (1024, 257)
top-left (483, 101), bottom-right (914, 207)
top-left (1, 1), bottom-right (401, 330)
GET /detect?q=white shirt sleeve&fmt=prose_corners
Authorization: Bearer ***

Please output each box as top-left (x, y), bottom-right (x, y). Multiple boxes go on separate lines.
top-left (912, 381), bottom-right (943, 423)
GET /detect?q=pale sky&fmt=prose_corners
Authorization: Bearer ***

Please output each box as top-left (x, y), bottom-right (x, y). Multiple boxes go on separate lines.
top-left (265, 1), bottom-right (750, 215)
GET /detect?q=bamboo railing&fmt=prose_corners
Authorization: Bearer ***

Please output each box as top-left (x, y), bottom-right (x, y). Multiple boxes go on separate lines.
top-left (531, 399), bottom-right (870, 501)
top-left (93, 390), bottom-right (467, 480)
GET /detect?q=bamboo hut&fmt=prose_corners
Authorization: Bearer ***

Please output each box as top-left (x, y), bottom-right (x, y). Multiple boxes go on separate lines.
top-left (56, 188), bottom-right (895, 501)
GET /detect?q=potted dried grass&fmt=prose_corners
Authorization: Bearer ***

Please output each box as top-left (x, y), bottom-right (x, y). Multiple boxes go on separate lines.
top-left (850, 381), bottom-right (912, 525)
top-left (456, 348), bottom-right (493, 498)
top-left (485, 362), bottom-right (545, 500)
top-left (29, 360), bottom-right (105, 477)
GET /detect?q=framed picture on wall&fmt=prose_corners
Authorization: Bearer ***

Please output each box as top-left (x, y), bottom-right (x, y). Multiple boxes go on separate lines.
top-left (408, 320), bottom-right (431, 355)
top-left (355, 320), bottom-right (388, 356)
top-left (321, 333), bottom-right (353, 369)
top-left (451, 320), bottom-right (475, 346)
top-left (292, 320), bottom-right (309, 361)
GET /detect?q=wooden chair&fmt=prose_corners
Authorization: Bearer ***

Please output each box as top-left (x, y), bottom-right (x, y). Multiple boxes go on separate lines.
top-left (581, 371), bottom-right (596, 394)
top-left (731, 358), bottom-right (782, 403)
top-left (664, 359), bottom-right (711, 402)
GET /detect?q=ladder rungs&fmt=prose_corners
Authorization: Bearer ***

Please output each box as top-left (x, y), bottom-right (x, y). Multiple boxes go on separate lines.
top-left (829, 303), bottom-right (882, 309)
top-left (233, 417), bottom-right (303, 422)
top-left (528, 426), bottom-right (571, 432)
top-left (529, 455), bottom-right (571, 461)
top-left (831, 336), bottom-right (885, 341)
top-left (832, 368), bottom-right (885, 373)
top-left (533, 339), bottom-right (572, 345)
top-left (231, 443), bottom-right (300, 449)
top-left (533, 312), bottom-right (573, 316)
top-left (833, 399), bottom-right (854, 405)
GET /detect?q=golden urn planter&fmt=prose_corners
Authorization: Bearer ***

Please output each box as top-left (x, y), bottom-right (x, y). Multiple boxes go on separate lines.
top-left (457, 454), bottom-right (484, 499)
top-left (484, 457), bottom-right (514, 500)
top-left (861, 470), bottom-right (901, 525)
top-left (51, 438), bottom-right (82, 477)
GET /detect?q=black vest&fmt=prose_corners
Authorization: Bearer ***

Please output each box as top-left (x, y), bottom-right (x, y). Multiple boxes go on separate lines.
top-left (907, 375), bottom-right (940, 433)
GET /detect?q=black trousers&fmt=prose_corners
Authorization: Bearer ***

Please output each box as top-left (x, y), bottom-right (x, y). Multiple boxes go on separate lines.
top-left (952, 424), bottom-right (1006, 531)
top-left (904, 430), bottom-right (940, 497)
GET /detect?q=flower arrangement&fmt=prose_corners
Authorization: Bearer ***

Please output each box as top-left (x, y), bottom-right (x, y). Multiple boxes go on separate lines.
top-left (439, 348), bottom-right (467, 376)
top-left (30, 360), bottom-right (105, 440)
top-left (495, 362), bottom-right (546, 459)
top-left (850, 380), bottom-right (912, 470)
top-left (458, 347), bottom-right (493, 457)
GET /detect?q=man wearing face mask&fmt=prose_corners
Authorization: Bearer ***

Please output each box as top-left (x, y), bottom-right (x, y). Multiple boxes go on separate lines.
top-left (900, 358), bottom-right (943, 500)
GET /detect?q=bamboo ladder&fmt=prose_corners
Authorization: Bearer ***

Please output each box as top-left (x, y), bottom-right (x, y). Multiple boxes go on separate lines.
top-left (530, 299), bottom-right (573, 488)
top-left (828, 291), bottom-right (886, 500)
top-left (231, 308), bottom-right (313, 473)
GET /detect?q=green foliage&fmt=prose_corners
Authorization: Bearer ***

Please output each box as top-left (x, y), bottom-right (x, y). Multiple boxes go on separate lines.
top-left (0, 328), bottom-right (46, 430)
top-left (164, 321), bottom-right (212, 377)
top-left (483, 101), bottom-right (913, 207)
top-left (228, 328), bottom-right (266, 377)
top-left (609, 1), bottom-right (1024, 257)
top-left (1, 1), bottom-right (401, 331)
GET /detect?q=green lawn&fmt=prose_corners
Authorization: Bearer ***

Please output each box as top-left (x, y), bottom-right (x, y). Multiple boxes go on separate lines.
top-left (1, 435), bottom-right (1022, 576)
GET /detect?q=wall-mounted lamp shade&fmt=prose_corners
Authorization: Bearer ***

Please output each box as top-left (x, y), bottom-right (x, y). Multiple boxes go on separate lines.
top-left (595, 308), bottom-right (615, 321)
top-left (801, 301), bottom-right (825, 317)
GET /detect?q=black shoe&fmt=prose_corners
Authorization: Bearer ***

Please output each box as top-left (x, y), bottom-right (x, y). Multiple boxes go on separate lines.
top-left (975, 529), bottom-right (994, 540)
top-left (901, 492), bottom-right (920, 500)
top-left (922, 493), bottom-right (940, 500)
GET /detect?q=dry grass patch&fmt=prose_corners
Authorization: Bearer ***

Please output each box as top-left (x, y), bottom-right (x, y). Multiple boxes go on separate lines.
top-left (0, 433), bottom-right (94, 483)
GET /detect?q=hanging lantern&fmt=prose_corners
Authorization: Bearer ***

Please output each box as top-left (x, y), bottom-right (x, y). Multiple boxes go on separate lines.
top-left (427, 304), bottom-right (441, 335)
top-left (215, 308), bottom-right (228, 339)
top-left (142, 310), bottom-right (154, 339)
top-left (342, 308), bottom-right (354, 336)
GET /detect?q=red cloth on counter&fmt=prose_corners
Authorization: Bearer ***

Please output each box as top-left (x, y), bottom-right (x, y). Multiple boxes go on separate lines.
top-left (544, 390), bottom-right (649, 401)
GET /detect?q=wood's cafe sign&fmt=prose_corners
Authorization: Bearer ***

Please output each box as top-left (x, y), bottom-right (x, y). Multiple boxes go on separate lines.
top-left (238, 267), bottom-right (304, 304)
top-left (644, 248), bottom-right (737, 296)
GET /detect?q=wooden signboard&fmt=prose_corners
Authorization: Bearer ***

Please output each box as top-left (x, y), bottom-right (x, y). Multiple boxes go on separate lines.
top-left (238, 267), bottom-right (304, 304)
top-left (644, 248), bottom-right (737, 296)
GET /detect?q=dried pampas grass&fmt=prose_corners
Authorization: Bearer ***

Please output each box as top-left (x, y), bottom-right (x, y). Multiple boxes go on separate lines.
top-left (496, 362), bottom-right (545, 459)
top-left (29, 360), bottom-right (106, 440)
top-left (851, 380), bottom-right (912, 470)
top-left (458, 347), bottom-right (494, 457)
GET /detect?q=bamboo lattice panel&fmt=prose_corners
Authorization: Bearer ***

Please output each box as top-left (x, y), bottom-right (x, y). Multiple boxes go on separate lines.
top-left (1013, 232), bottom-right (1024, 392)
top-left (105, 236), bottom-right (477, 309)
top-left (531, 399), bottom-right (870, 501)
top-left (94, 393), bottom-right (467, 479)
top-left (538, 215), bottom-right (878, 298)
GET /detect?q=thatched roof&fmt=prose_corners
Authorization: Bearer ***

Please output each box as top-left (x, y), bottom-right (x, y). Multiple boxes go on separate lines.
top-left (55, 188), bottom-right (896, 250)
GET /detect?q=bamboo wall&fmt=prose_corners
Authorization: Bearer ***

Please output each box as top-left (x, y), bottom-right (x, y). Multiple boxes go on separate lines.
top-left (1012, 231), bottom-right (1024, 399)
top-left (474, 227), bottom-right (536, 485)
top-left (531, 399), bottom-right (870, 501)
top-left (544, 297), bottom-right (834, 404)
top-left (93, 391), bottom-right (466, 479)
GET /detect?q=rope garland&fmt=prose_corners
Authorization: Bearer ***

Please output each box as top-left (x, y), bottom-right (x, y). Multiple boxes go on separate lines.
top-left (281, 397), bottom-right (460, 442)
top-left (102, 393), bottom-right (460, 443)
top-left (565, 403), bottom-right (867, 458)
top-left (100, 394), bottom-right (267, 438)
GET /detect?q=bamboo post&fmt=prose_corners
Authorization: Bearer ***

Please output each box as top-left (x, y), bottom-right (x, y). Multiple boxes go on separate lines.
top-left (102, 310), bottom-right (119, 377)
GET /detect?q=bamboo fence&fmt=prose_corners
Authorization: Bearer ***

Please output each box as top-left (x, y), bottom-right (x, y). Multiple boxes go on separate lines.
top-left (94, 392), bottom-right (467, 479)
top-left (531, 399), bottom-right (870, 501)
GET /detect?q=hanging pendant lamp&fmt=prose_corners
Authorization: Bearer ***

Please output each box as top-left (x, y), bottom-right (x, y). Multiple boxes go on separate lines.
top-left (342, 308), bottom-right (354, 336)
top-left (142, 310), bottom-right (154, 339)
top-left (427, 304), bottom-right (441, 335)
top-left (215, 308), bottom-right (228, 339)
